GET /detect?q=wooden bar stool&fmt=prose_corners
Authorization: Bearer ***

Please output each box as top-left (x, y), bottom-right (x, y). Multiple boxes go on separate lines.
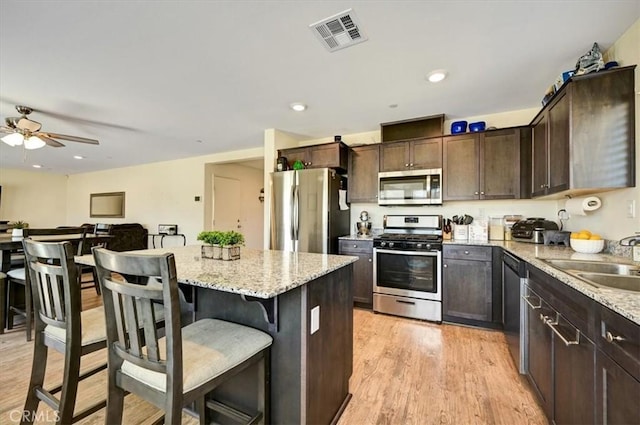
top-left (6, 227), bottom-right (87, 341)
top-left (0, 271), bottom-right (6, 334)
top-left (21, 239), bottom-right (107, 425)
top-left (93, 248), bottom-right (272, 425)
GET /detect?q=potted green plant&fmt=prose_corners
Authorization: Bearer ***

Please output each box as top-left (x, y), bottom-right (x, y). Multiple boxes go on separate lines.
top-left (197, 230), bottom-right (244, 260)
top-left (10, 220), bottom-right (29, 237)
top-left (218, 230), bottom-right (244, 261)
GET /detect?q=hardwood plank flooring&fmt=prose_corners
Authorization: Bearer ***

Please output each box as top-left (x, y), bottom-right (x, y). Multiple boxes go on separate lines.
top-left (1, 290), bottom-right (546, 424)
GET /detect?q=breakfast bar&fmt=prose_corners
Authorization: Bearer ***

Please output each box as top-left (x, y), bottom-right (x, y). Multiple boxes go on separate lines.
top-left (77, 245), bottom-right (357, 424)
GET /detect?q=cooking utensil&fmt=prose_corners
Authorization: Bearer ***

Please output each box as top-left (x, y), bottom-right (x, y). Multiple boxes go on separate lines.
top-left (463, 215), bottom-right (474, 225)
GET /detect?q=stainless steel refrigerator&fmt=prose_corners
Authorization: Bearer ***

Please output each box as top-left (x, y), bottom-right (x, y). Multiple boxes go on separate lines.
top-left (270, 168), bottom-right (349, 254)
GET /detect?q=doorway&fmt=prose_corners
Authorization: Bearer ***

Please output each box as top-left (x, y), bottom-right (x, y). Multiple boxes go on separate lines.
top-left (208, 159), bottom-right (265, 249)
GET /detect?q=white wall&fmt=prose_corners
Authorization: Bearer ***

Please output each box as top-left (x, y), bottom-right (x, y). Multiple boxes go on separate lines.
top-left (66, 147), bottom-right (263, 246)
top-left (0, 168), bottom-right (68, 227)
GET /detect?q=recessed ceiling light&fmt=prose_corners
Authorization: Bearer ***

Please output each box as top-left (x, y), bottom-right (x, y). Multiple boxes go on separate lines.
top-left (32, 164), bottom-right (42, 168)
top-left (73, 155), bottom-right (84, 160)
top-left (290, 103), bottom-right (307, 112)
top-left (427, 69), bottom-right (448, 83)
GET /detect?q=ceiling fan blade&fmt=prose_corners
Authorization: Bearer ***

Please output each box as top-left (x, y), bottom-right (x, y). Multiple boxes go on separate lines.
top-left (17, 117), bottom-right (42, 132)
top-left (38, 132), bottom-right (99, 145)
top-left (0, 126), bottom-right (16, 134)
top-left (38, 134), bottom-right (65, 148)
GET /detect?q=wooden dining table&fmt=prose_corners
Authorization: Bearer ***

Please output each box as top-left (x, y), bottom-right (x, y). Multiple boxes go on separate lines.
top-left (0, 233), bottom-right (113, 334)
top-left (0, 233), bottom-right (113, 273)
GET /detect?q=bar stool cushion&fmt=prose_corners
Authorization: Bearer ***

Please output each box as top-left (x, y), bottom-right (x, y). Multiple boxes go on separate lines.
top-left (7, 267), bottom-right (25, 280)
top-left (45, 306), bottom-right (107, 346)
top-left (121, 318), bottom-right (272, 392)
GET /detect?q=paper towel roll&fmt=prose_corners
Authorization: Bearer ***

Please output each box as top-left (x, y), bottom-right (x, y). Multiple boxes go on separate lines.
top-left (565, 196), bottom-right (602, 216)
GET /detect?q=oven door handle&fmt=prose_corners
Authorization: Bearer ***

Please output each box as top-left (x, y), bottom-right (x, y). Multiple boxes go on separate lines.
top-left (374, 248), bottom-right (440, 256)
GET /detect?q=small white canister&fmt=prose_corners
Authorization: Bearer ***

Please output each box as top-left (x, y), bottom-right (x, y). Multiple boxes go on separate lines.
top-left (453, 224), bottom-right (469, 240)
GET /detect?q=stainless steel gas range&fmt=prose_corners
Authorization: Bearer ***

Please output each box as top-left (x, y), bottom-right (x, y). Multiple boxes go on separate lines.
top-left (373, 215), bottom-right (442, 322)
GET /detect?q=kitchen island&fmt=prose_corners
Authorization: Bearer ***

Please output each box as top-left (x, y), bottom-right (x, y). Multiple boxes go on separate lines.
top-left (77, 245), bottom-right (358, 425)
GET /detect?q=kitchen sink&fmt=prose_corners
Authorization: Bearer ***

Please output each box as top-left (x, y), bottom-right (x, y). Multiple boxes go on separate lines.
top-left (575, 273), bottom-right (640, 292)
top-left (541, 259), bottom-right (640, 276)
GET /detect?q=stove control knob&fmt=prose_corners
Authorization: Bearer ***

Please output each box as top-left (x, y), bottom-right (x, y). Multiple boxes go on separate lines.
top-left (389, 242), bottom-right (395, 248)
top-left (426, 244), bottom-right (432, 250)
top-left (416, 243), bottom-right (423, 248)
top-left (380, 242), bottom-right (387, 247)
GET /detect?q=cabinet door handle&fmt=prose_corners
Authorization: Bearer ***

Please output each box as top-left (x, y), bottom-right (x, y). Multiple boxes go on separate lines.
top-left (443, 264), bottom-right (448, 268)
top-left (464, 250), bottom-right (469, 255)
top-left (405, 163), bottom-right (410, 167)
top-left (480, 191), bottom-right (485, 195)
top-left (522, 295), bottom-right (541, 309)
top-left (353, 244), bottom-right (358, 248)
top-left (546, 316), bottom-right (580, 346)
top-left (409, 163), bottom-right (414, 167)
top-left (540, 184), bottom-right (545, 189)
top-left (474, 192), bottom-right (479, 195)
top-left (368, 258), bottom-right (372, 262)
top-left (605, 331), bottom-right (625, 344)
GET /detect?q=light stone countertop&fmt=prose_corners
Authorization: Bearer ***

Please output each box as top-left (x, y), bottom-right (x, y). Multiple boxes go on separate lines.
top-left (444, 240), bottom-right (640, 325)
top-left (339, 234), bottom-right (375, 241)
top-left (76, 245), bottom-right (358, 299)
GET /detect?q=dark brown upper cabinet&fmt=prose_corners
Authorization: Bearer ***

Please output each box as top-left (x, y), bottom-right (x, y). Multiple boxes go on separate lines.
top-left (379, 137), bottom-right (442, 172)
top-left (443, 127), bottom-right (531, 201)
top-left (278, 141), bottom-right (349, 173)
top-left (381, 114), bottom-right (444, 142)
top-left (348, 144), bottom-right (380, 203)
top-left (530, 65), bottom-right (636, 198)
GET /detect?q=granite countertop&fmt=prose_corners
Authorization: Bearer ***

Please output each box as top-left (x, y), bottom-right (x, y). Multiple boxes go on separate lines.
top-left (339, 234), bottom-right (375, 241)
top-left (444, 239), bottom-right (640, 325)
top-left (76, 245), bottom-right (358, 299)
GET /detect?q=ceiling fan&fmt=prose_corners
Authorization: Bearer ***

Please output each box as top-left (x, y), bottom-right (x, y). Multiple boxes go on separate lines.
top-left (0, 105), bottom-right (99, 149)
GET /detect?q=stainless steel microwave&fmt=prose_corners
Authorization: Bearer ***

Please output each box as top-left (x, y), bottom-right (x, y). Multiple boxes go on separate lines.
top-left (378, 168), bottom-right (442, 206)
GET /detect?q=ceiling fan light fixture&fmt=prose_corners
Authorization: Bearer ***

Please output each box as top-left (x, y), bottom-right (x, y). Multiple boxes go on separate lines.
top-left (24, 135), bottom-right (46, 150)
top-left (1, 133), bottom-right (24, 146)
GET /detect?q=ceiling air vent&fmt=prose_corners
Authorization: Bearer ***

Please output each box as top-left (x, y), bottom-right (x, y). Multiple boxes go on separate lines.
top-left (309, 8), bottom-right (368, 52)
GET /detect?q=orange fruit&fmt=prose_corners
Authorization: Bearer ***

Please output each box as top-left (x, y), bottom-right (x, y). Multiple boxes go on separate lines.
top-left (589, 234), bottom-right (602, 240)
top-left (570, 232), bottom-right (579, 239)
top-left (578, 229), bottom-right (592, 237)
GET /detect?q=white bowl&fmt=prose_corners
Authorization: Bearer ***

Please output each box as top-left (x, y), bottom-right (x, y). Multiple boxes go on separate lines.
top-left (570, 238), bottom-right (604, 254)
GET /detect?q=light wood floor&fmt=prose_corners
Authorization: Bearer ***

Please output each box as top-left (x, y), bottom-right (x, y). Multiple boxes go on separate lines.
top-left (1, 290), bottom-right (547, 424)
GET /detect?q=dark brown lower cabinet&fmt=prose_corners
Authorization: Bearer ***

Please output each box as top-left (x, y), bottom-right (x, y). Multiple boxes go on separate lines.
top-left (524, 287), bottom-right (553, 418)
top-left (443, 245), bottom-right (502, 328)
top-left (525, 266), bottom-right (596, 424)
top-left (595, 303), bottom-right (640, 424)
top-left (596, 350), bottom-right (640, 424)
top-left (553, 317), bottom-right (595, 424)
top-left (339, 239), bottom-right (373, 307)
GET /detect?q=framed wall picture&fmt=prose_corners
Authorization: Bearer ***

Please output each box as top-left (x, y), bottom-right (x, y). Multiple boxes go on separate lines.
top-left (90, 192), bottom-right (125, 218)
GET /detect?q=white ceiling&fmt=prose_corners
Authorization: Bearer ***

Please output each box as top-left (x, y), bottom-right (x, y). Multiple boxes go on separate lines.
top-left (1, 1), bottom-right (638, 175)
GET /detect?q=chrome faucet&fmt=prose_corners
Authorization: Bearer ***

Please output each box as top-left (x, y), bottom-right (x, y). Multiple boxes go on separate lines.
top-left (620, 234), bottom-right (640, 246)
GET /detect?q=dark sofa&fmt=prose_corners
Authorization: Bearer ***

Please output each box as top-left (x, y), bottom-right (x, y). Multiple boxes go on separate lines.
top-left (82, 223), bottom-right (148, 252)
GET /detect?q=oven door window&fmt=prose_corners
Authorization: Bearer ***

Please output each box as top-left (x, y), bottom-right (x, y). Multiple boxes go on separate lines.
top-left (376, 251), bottom-right (438, 293)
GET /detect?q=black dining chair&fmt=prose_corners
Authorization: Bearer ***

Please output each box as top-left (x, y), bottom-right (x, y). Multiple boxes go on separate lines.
top-left (21, 239), bottom-right (107, 424)
top-left (93, 247), bottom-right (273, 424)
top-left (6, 227), bottom-right (87, 341)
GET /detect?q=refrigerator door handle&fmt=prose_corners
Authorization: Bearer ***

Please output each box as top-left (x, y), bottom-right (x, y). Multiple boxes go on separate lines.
top-left (293, 185), bottom-right (300, 241)
top-left (290, 184), bottom-right (296, 241)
